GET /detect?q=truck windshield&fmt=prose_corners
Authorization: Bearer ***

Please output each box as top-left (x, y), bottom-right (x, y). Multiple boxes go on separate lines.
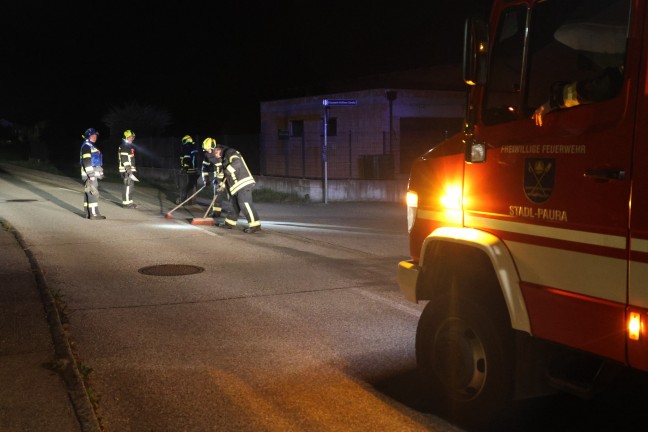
top-left (483, 6), bottom-right (527, 125)
top-left (483, 0), bottom-right (630, 125)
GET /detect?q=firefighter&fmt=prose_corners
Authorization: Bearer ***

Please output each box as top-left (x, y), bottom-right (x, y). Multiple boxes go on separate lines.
top-left (204, 138), bottom-right (261, 233)
top-left (178, 135), bottom-right (199, 204)
top-left (80, 128), bottom-right (105, 220)
top-left (533, 21), bottom-right (625, 127)
top-left (533, 66), bottom-right (624, 126)
top-left (118, 129), bottom-right (138, 208)
top-left (201, 137), bottom-right (227, 218)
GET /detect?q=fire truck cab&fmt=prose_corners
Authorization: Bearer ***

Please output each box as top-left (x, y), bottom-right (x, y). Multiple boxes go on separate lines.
top-left (398, 0), bottom-right (648, 425)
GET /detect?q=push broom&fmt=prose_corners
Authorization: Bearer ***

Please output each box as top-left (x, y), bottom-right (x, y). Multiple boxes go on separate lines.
top-left (190, 192), bottom-right (218, 226)
top-left (164, 185), bottom-right (206, 219)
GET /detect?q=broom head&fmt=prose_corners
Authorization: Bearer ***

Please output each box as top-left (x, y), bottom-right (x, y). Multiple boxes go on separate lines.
top-left (191, 218), bottom-right (214, 226)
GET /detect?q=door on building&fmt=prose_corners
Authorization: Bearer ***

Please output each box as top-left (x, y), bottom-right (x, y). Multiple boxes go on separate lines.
top-left (400, 117), bottom-right (463, 174)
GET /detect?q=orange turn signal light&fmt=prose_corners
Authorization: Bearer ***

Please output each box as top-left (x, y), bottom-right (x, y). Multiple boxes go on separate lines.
top-left (629, 312), bottom-right (642, 341)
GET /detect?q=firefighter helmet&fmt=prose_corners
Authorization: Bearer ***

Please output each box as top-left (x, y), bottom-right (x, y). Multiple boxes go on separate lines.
top-left (84, 128), bottom-right (99, 138)
top-left (123, 130), bottom-right (135, 139)
top-left (202, 137), bottom-right (217, 150)
top-left (182, 135), bottom-right (194, 145)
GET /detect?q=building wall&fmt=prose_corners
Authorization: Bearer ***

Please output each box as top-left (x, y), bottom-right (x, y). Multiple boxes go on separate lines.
top-left (135, 85), bottom-right (465, 202)
top-left (137, 166), bottom-right (408, 202)
top-left (260, 88), bottom-right (464, 180)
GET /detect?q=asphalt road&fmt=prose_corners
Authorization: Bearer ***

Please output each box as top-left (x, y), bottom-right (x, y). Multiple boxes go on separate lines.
top-left (3, 163), bottom-right (648, 432)
top-left (0, 163), bottom-right (464, 432)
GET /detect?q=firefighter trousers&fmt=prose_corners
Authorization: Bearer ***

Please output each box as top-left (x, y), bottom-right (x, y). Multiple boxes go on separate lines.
top-left (179, 172), bottom-right (199, 203)
top-left (122, 174), bottom-right (135, 206)
top-left (211, 183), bottom-right (228, 216)
top-left (223, 187), bottom-right (261, 228)
top-left (83, 177), bottom-right (101, 216)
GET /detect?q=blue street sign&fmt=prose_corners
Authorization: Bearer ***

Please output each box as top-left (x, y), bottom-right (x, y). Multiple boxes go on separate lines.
top-left (323, 99), bottom-right (358, 106)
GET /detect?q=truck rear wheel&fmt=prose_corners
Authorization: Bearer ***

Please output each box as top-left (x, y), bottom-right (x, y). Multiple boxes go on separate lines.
top-left (416, 294), bottom-right (514, 426)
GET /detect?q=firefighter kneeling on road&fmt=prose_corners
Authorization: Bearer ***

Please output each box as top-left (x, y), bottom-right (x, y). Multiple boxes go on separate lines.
top-left (118, 129), bottom-right (138, 208)
top-left (202, 138), bottom-right (261, 233)
top-left (80, 128), bottom-right (105, 220)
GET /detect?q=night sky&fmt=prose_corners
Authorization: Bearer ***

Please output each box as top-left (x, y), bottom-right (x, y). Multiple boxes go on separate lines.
top-left (1, 1), bottom-right (492, 137)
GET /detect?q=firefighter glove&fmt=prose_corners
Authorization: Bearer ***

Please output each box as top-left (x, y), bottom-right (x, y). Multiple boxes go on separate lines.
top-left (85, 180), bottom-right (99, 196)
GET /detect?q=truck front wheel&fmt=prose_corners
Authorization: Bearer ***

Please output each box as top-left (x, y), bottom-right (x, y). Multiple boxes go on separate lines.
top-left (416, 294), bottom-right (514, 426)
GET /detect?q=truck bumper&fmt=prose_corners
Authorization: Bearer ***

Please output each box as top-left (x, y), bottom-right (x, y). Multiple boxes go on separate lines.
top-left (398, 260), bottom-right (420, 303)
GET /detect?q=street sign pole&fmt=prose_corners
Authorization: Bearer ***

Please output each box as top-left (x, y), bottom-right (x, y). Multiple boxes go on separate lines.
top-left (321, 99), bottom-right (357, 203)
top-left (323, 104), bottom-right (329, 203)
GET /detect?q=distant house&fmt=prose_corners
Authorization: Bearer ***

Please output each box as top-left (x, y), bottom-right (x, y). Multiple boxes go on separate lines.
top-left (259, 65), bottom-right (466, 181)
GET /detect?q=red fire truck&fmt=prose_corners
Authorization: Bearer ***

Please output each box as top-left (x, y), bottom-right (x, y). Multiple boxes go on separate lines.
top-left (398, 0), bottom-right (648, 425)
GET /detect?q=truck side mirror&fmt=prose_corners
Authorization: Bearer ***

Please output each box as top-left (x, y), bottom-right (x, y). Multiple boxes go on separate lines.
top-left (463, 17), bottom-right (489, 86)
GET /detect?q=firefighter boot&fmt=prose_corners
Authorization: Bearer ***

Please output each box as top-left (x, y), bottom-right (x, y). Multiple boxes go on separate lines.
top-left (87, 208), bottom-right (106, 220)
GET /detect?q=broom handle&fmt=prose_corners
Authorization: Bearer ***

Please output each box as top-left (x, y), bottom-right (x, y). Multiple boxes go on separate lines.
top-left (167, 185), bottom-right (206, 215)
top-left (202, 193), bottom-right (218, 218)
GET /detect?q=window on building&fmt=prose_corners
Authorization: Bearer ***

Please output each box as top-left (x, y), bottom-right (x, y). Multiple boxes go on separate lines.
top-left (325, 117), bottom-right (337, 136)
top-left (290, 120), bottom-right (304, 137)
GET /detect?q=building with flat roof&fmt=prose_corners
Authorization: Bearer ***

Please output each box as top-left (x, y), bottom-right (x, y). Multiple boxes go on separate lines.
top-left (259, 64), bottom-right (466, 181)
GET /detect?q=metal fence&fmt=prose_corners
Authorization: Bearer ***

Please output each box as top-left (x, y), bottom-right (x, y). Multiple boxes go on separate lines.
top-left (131, 136), bottom-right (179, 169)
top-left (261, 130), bottom-right (399, 180)
top-left (117, 132), bottom-right (398, 181)
top-left (127, 135), bottom-right (261, 173)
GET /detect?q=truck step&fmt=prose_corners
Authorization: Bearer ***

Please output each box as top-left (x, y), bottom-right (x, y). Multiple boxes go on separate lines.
top-left (545, 355), bottom-right (621, 399)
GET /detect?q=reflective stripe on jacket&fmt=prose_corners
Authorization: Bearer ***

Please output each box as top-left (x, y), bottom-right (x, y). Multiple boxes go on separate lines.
top-left (118, 140), bottom-right (137, 174)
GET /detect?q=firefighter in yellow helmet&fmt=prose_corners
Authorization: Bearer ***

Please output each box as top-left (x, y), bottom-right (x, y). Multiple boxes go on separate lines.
top-left (118, 130), bottom-right (138, 208)
top-left (178, 135), bottom-right (199, 204)
top-left (201, 137), bottom-right (228, 218)
top-left (203, 137), bottom-right (261, 233)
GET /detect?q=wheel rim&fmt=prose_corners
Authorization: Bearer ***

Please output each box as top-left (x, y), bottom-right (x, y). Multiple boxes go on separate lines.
top-left (430, 317), bottom-right (487, 402)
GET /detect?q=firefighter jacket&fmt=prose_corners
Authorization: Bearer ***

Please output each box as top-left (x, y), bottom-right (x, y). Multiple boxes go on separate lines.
top-left (80, 139), bottom-right (103, 180)
top-left (180, 143), bottom-right (198, 174)
top-left (218, 146), bottom-right (256, 195)
top-left (118, 139), bottom-right (137, 175)
top-left (202, 150), bottom-right (224, 184)
top-left (549, 66), bottom-right (624, 110)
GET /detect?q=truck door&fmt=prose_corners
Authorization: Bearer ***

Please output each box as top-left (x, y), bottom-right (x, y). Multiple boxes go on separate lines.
top-left (628, 2), bottom-right (648, 372)
top-left (463, 0), bottom-right (635, 362)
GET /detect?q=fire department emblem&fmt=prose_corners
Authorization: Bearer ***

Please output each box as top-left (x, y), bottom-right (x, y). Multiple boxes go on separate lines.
top-left (524, 158), bottom-right (555, 203)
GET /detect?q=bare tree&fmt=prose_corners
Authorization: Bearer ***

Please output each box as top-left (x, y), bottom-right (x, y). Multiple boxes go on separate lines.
top-left (102, 102), bottom-right (173, 138)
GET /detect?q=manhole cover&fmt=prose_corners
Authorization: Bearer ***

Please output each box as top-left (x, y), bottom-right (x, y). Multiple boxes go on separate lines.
top-left (138, 264), bottom-right (204, 276)
top-left (5, 199), bottom-right (38, 202)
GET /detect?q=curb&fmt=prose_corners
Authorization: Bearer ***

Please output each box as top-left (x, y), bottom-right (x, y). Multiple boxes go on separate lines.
top-left (2, 218), bottom-right (102, 432)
